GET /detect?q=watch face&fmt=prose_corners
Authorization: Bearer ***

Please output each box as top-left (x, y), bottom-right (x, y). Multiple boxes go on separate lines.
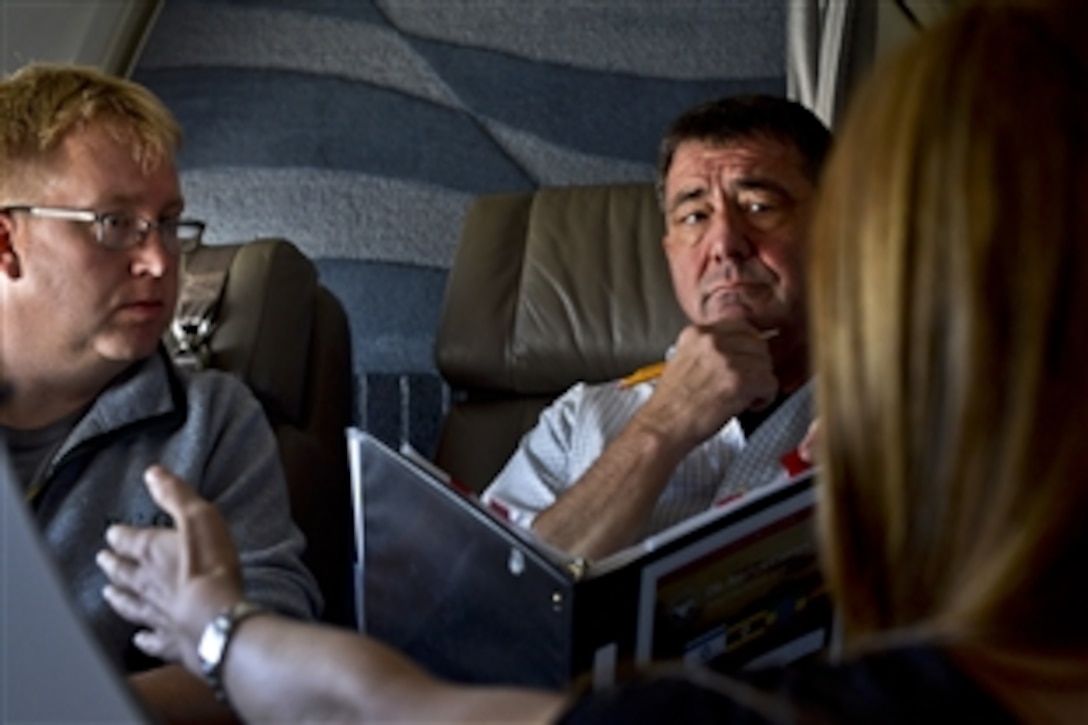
top-left (195, 602), bottom-right (266, 685)
top-left (198, 614), bottom-right (230, 674)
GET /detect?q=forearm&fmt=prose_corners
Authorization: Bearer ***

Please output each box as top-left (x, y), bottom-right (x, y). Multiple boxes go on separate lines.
top-left (223, 615), bottom-right (567, 723)
top-left (129, 664), bottom-right (239, 724)
top-left (101, 467), bottom-right (566, 723)
top-left (532, 417), bottom-right (690, 559)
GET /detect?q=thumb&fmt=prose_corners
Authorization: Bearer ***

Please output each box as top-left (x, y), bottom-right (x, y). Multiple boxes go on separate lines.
top-left (798, 419), bottom-right (820, 463)
top-left (143, 465), bottom-right (197, 518)
top-left (145, 465), bottom-right (242, 579)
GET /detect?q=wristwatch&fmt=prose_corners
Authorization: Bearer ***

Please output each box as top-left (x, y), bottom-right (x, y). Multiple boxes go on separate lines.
top-left (196, 600), bottom-right (266, 703)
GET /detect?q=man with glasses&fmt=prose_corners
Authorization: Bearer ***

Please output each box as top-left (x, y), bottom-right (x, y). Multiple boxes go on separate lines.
top-left (0, 63), bottom-right (320, 721)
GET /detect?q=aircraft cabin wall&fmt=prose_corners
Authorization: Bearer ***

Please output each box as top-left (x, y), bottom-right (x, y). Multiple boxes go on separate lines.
top-left (0, 0), bottom-right (947, 458)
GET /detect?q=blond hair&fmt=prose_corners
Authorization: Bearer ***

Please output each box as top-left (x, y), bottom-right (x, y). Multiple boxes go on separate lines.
top-left (0, 63), bottom-right (181, 196)
top-left (810, 0), bottom-right (1088, 657)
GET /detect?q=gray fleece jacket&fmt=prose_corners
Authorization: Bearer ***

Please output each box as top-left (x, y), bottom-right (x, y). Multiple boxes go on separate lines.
top-left (29, 348), bottom-right (322, 672)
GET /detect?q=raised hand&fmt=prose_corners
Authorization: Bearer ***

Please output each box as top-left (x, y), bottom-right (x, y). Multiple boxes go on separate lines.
top-left (634, 320), bottom-right (779, 449)
top-left (96, 465), bottom-right (245, 673)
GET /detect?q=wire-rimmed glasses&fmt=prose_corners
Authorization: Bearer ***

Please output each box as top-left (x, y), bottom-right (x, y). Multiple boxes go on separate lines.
top-left (0, 205), bottom-right (205, 254)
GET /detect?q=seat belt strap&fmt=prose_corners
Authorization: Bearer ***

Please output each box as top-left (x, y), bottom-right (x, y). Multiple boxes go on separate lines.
top-left (169, 245), bottom-right (240, 371)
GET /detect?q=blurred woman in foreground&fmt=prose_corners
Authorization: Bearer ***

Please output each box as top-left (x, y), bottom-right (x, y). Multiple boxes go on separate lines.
top-left (807, 0), bottom-right (1088, 720)
top-left (98, 1), bottom-right (1088, 721)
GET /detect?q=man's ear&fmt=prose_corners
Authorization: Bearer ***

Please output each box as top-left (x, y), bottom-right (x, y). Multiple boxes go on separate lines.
top-left (0, 215), bottom-right (22, 279)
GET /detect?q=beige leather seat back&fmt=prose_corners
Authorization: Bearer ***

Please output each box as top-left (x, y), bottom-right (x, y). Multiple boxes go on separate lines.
top-left (169, 238), bottom-right (356, 627)
top-left (434, 183), bottom-right (687, 492)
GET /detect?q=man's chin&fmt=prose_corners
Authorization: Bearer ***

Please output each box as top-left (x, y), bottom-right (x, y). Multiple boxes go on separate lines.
top-left (97, 334), bottom-right (163, 365)
top-left (702, 300), bottom-right (754, 326)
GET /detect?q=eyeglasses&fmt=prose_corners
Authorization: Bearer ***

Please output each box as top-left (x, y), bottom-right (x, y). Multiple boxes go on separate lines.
top-left (1, 205), bottom-right (205, 255)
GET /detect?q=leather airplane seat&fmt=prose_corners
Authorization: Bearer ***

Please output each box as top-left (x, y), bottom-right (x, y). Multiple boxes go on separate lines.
top-left (167, 238), bottom-right (356, 627)
top-left (433, 183), bottom-right (688, 493)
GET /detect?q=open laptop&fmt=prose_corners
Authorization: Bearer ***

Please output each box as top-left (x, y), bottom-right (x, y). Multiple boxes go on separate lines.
top-left (0, 438), bottom-right (149, 722)
top-left (349, 428), bottom-right (830, 689)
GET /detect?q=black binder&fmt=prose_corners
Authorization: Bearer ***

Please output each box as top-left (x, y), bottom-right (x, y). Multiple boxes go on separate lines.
top-left (348, 428), bottom-right (830, 689)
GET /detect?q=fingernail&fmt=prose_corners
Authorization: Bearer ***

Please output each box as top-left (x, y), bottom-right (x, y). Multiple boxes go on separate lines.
top-left (133, 630), bottom-right (157, 656)
top-left (144, 466), bottom-right (163, 492)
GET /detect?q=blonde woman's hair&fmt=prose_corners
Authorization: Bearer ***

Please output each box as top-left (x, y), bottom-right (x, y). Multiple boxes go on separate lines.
top-left (0, 63), bottom-right (181, 196)
top-left (810, 0), bottom-right (1088, 657)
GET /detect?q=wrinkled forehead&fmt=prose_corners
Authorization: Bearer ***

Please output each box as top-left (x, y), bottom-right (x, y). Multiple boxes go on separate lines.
top-left (664, 137), bottom-right (812, 202)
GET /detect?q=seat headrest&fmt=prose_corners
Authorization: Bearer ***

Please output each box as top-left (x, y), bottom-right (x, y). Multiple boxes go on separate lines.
top-left (173, 239), bottom-right (317, 424)
top-left (435, 183), bottom-right (687, 394)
